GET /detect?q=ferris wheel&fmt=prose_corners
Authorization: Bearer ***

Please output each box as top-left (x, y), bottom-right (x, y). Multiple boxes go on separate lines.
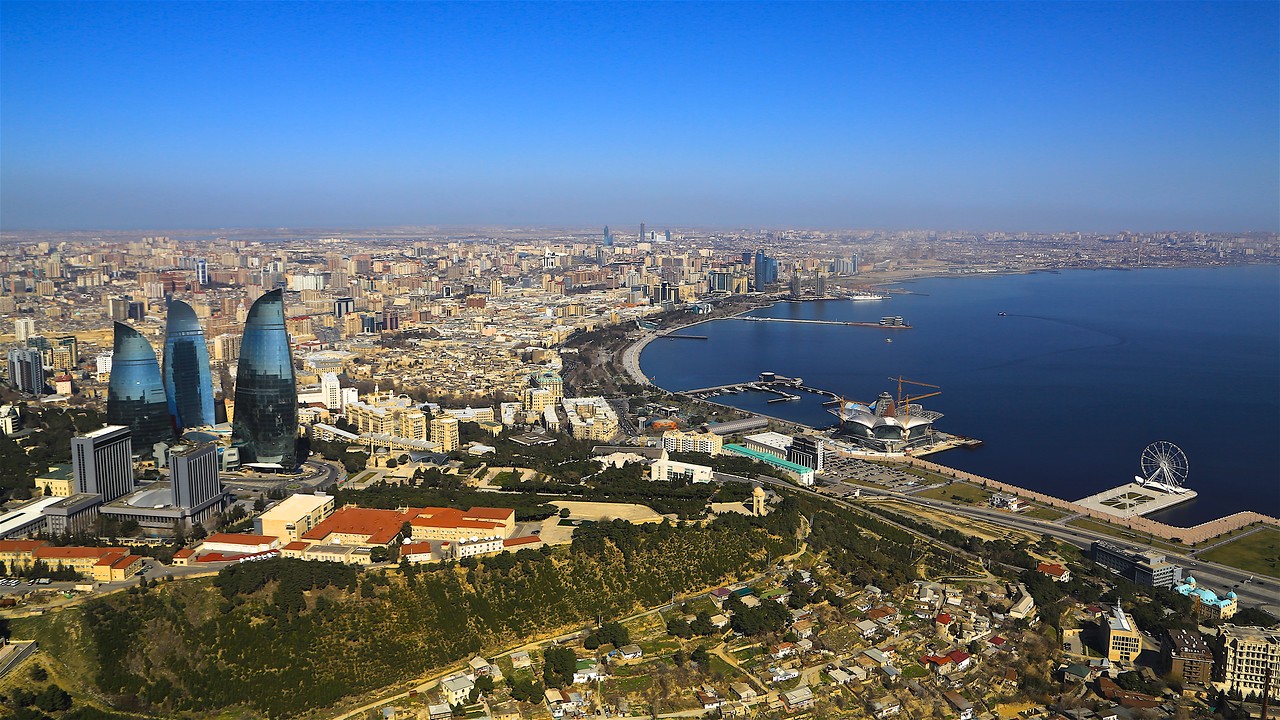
top-left (1136, 441), bottom-right (1189, 493)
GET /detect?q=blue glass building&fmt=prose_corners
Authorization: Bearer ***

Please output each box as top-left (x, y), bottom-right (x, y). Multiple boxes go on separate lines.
top-left (107, 322), bottom-right (173, 452)
top-left (232, 289), bottom-right (298, 468)
top-left (163, 300), bottom-right (216, 430)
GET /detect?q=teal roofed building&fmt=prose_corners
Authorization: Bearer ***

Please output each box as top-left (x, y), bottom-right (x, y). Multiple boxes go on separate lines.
top-left (723, 443), bottom-right (815, 486)
top-left (1174, 576), bottom-right (1238, 621)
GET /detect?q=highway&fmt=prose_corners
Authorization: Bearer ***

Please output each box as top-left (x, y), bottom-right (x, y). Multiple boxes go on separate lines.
top-left (742, 475), bottom-right (1279, 617)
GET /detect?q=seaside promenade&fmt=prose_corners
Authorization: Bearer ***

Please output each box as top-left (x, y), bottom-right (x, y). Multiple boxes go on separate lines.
top-left (902, 455), bottom-right (1280, 546)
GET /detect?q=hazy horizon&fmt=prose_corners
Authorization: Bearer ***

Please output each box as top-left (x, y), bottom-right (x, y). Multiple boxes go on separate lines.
top-left (3, 2), bottom-right (1277, 232)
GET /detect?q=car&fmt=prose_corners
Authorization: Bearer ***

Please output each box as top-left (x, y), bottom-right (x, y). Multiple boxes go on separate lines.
top-left (36, 578), bottom-right (51, 585)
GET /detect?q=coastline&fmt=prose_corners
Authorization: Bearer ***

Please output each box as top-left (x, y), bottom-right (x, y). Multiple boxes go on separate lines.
top-left (623, 268), bottom-right (1280, 543)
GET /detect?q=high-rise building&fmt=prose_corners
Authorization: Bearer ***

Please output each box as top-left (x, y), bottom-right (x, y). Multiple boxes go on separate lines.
top-left (333, 296), bottom-right (355, 317)
top-left (163, 300), bottom-right (216, 430)
top-left (169, 442), bottom-right (221, 510)
top-left (320, 372), bottom-right (342, 411)
top-left (603, 226), bottom-right (613, 247)
top-left (753, 250), bottom-right (777, 291)
top-left (71, 425), bottom-right (134, 502)
top-left (107, 297), bottom-right (130, 321)
top-left (431, 416), bottom-right (459, 453)
top-left (195, 258), bottom-right (209, 286)
top-left (107, 322), bottom-right (172, 452)
top-left (639, 222), bottom-right (646, 244)
top-left (232, 289), bottom-right (298, 468)
top-left (13, 318), bottom-right (34, 343)
top-left (54, 335), bottom-right (78, 368)
top-left (7, 348), bottom-right (44, 394)
top-left (212, 333), bottom-right (242, 364)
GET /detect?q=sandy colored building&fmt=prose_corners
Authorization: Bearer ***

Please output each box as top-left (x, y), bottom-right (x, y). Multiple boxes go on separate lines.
top-left (255, 493), bottom-right (336, 543)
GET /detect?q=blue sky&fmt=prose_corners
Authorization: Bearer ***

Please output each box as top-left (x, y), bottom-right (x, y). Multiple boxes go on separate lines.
top-left (2, 1), bottom-right (1277, 231)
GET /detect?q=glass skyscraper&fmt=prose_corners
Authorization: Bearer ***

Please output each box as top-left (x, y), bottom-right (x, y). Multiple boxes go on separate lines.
top-left (107, 322), bottom-right (172, 452)
top-left (232, 289), bottom-right (298, 468)
top-left (163, 300), bottom-right (216, 430)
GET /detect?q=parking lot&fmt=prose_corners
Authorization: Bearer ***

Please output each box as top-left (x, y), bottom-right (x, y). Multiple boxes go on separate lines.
top-left (822, 454), bottom-right (920, 489)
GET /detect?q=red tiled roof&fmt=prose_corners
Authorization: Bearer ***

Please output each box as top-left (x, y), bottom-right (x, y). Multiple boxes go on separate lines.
top-left (946, 650), bottom-right (971, 664)
top-left (503, 536), bottom-right (541, 547)
top-left (302, 506), bottom-right (414, 545)
top-left (283, 541), bottom-right (310, 551)
top-left (463, 507), bottom-right (515, 521)
top-left (94, 552), bottom-right (126, 567)
top-left (0, 540), bottom-right (48, 553)
top-left (111, 554), bottom-right (142, 569)
top-left (205, 533), bottom-right (277, 545)
top-left (989, 636), bottom-right (1007, 646)
top-left (935, 613), bottom-right (952, 625)
top-left (35, 546), bottom-right (126, 560)
top-left (197, 552), bottom-right (248, 562)
top-left (173, 548), bottom-right (195, 558)
top-left (401, 542), bottom-right (433, 555)
top-left (1037, 562), bottom-right (1068, 577)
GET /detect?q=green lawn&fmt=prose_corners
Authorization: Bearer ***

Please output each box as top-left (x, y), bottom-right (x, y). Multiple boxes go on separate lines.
top-left (1199, 527), bottom-right (1280, 579)
top-left (915, 482), bottom-right (993, 505)
top-left (1024, 506), bottom-right (1070, 521)
top-left (901, 663), bottom-right (928, 679)
top-left (1065, 517), bottom-right (1185, 553)
top-left (606, 673), bottom-right (653, 694)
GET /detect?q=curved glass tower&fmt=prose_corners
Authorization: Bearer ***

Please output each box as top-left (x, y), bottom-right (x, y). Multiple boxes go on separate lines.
top-left (107, 322), bottom-right (172, 452)
top-left (232, 289), bottom-right (298, 468)
top-left (163, 300), bottom-right (216, 430)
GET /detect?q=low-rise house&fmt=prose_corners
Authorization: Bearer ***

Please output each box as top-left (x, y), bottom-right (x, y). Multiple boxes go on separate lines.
top-left (782, 686), bottom-right (814, 711)
top-left (768, 666), bottom-right (799, 684)
top-left (1037, 562), bottom-right (1071, 582)
top-left (441, 675), bottom-right (474, 706)
top-left (870, 695), bottom-right (901, 718)
top-left (696, 690), bottom-right (723, 710)
top-left (510, 650), bottom-right (532, 669)
top-left (855, 619), bottom-right (880, 638)
top-left (618, 644), bottom-right (643, 660)
top-left (943, 691), bottom-right (975, 720)
top-left (770, 642), bottom-right (796, 659)
top-left (428, 703), bottom-right (451, 720)
top-left (791, 618), bottom-right (814, 638)
top-left (729, 682), bottom-right (757, 705)
top-left (544, 689), bottom-right (567, 718)
top-left (573, 659), bottom-right (604, 684)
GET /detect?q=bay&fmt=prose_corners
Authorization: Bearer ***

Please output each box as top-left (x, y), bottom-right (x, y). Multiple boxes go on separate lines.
top-left (639, 266), bottom-right (1280, 525)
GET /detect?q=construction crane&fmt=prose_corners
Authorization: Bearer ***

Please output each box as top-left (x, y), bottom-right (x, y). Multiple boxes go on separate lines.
top-left (889, 376), bottom-right (942, 450)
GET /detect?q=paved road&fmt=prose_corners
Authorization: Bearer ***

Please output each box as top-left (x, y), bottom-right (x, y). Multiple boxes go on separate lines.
top-left (834, 481), bottom-right (1280, 617)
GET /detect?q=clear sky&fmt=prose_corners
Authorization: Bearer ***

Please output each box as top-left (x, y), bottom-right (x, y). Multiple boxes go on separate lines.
top-left (1, 1), bottom-right (1277, 232)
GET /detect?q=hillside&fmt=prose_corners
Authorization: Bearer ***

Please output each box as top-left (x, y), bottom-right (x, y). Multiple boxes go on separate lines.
top-left (11, 513), bottom-right (798, 719)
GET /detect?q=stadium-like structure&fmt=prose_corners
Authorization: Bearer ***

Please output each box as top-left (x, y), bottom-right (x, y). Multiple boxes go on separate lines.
top-left (829, 391), bottom-right (943, 453)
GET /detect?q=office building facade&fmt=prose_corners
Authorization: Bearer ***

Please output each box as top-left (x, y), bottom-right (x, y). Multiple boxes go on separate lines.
top-left (1217, 624), bottom-right (1280, 700)
top-left (232, 289), bottom-right (298, 468)
top-left (72, 425), bottom-right (134, 502)
top-left (106, 322), bottom-right (172, 451)
top-left (7, 348), bottom-right (44, 394)
top-left (169, 442), bottom-right (221, 509)
top-left (163, 300), bottom-right (216, 430)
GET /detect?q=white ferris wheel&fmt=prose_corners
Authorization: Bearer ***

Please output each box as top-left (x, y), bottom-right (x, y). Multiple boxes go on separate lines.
top-left (1135, 441), bottom-right (1190, 494)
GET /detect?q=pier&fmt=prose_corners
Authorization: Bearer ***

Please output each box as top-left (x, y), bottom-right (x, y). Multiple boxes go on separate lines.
top-left (1075, 483), bottom-right (1198, 520)
top-left (654, 334), bottom-right (708, 340)
top-left (734, 317), bottom-right (911, 329)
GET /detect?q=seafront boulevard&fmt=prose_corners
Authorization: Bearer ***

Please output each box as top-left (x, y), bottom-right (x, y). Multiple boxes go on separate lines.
top-left (901, 455), bottom-right (1280, 546)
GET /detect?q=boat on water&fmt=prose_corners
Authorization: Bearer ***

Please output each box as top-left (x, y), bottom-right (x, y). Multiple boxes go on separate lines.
top-left (884, 338), bottom-right (893, 343)
top-left (998, 311), bottom-right (1007, 316)
top-left (849, 292), bottom-right (888, 301)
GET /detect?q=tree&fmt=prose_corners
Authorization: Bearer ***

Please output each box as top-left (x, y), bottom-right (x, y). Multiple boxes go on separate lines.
top-left (370, 547), bottom-right (390, 563)
top-left (559, 507), bottom-right (571, 519)
top-left (543, 647), bottom-right (577, 689)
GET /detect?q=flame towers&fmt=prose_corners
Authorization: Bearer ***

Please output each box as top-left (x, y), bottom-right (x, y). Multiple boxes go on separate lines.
top-left (107, 322), bottom-right (172, 452)
top-left (232, 289), bottom-right (298, 468)
top-left (163, 300), bottom-right (216, 430)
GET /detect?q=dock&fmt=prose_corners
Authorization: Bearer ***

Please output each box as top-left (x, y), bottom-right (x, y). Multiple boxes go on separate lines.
top-left (734, 317), bottom-right (911, 329)
top-left (1075, 482), bottom-right (1198, 519)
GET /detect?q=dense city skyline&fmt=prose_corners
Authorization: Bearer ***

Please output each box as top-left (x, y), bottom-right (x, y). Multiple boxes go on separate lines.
top-left (2, 1), bottom-right (1278, 232)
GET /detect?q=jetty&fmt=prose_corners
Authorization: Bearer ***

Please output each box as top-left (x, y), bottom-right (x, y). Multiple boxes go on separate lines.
top-left (734, 317), bottom-right (911, 329)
